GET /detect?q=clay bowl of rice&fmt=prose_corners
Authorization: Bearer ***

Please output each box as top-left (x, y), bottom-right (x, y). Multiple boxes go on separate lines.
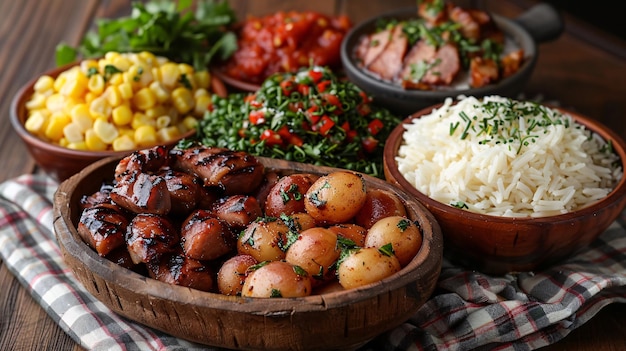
top-left (383, 95), bottom-right (626, 274)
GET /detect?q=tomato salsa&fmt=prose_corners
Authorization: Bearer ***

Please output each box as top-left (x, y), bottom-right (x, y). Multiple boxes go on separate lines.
top-left (220, 11), bottom-right (352, 85)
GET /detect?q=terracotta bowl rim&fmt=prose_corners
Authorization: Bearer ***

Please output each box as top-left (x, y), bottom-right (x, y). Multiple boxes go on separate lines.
top-left (383, 102), bottom-right (626, 224)
top-left (211, 66), bottom-right (262, 93)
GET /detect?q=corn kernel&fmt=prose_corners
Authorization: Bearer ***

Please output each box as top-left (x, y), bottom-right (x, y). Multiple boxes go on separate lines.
top-left (145, 106), bottom-right (167, 120)
top-left (118, 82), bottom-right (133, 99)
top-left (88, 74), bottom-right (105, 95)
top-left (158, 126), bottom-right (181, 142)
top-left (89, 96), bottom-right (112, 120)
top-left (80, 59), bottom-right (99, 74)
top-left (159, 62), bottom-right (180, 88)
top-left (194, 88), bottom-right (209, 98)
top-left (59, 138), bottom-right (69, 147)
top-left (156, 115), bottom-right (171, 129)
top-left (53, 73), bottom-right (67, 92)
top-left (194, 71), bottom-right (211, 90)
top-left (167, 106), bottom-right (180, 121)
top-left (134, 125), bottom-right (157, 147)
top-left (63, 122), bottom-right (84, 143)
top-left (24, 110), bottom-right (48, 134)
top-left (131, 112), bottom-right (156, 130)
top-left (133, 87), bottom-right (157, 110)
top-left (85, 129), bottom-right (107, 151)
top-left (194, 94), bottom-right (212, 116)
top-left (149, 81), bottom-right (170, 103)
top-left (104, 51), bottom-right (121, 61)
top-left (171, 87), bottom-right (194, 114)
top-left (127, 64), bottom-right (153, 87)
top-left (108, 72), bottom-right (124, 85)
top-left (178, 63), bottom-right (194, 76)
top-left (138, 51), bottom-right (157, 65)
top-left (25, 93), bottom-right (47, 110)
top-left (112, 104), bottom-right (133, 126)
top-left (118, 127), bottom-right (135, 139)
top-left (62, 97), bottom-right (81, 115)
top-left (112, 134), bottom-right (137, 151)
top-left (104, 85), bottom-right (122, 107)
top-left (70, 104), bottom-right (93, 132)
top-left (111, 55), bottom-right (132, 71)
top-left (45, 112), bottom-right (71, 141)
top-left (67, 141), bottom-right (88, 150)
top-left (93, 119), bottom-right (119, 144)
top-left (60, 69), bottom-right (88, 99)
top-left (45, 93), bottom-right (66, 113)
top-left (180, 115), bottom-right (198, 132)
top-left (34, 75), bottom-right (55, 92)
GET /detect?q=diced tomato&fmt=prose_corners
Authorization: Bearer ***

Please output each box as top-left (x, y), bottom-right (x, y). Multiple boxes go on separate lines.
top-left (346, 129), bottom-right (358, 142)
top-left (367, 119), bottom-right (384, 136)
top-left (277, 125), bottom-right (291, 139)
top-left (244, 94), bottom-right (257, 103)
top-left (288, 134), bottom-right (304, 147)
top-left (359, 91), bottom-right (372, 104)
top-left (323, 93), bottom-right (342, 112)
top-left (316, 80), bottom-right (331, 92)
top-left (340, 121), bottom-right (350, 131)
top-left (280, 80), bottom-right (295, 95)
top-left (260, 129), bottom-right (283, 146)
top-left (309, 69), bottom-right (324, 83)
top-left (297, 83), bottom-right (310, 96)
top-left (361, 136), bottom-right (379, 153)
top-left (356, 103), bottom-right (371, 116)
top-left (317, 115), bottom-right (335, 135)
top-left (289, 101), bottom-right (305, 112)
top-left (306, 106), bottom-right (321, 124)
top-left (249, 110), bottom-right (265, 125)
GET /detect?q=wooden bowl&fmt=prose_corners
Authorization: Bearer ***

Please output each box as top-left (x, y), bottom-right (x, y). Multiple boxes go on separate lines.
top-left (383, 102), bottom-right (626, 275)
top-left (10, 61), bottom-right (228, 182)
top-left (53, 155), bottom-right (444, 350)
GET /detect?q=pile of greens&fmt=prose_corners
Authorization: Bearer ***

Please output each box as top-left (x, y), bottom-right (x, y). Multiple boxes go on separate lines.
top-left (56, 0), bottom-right (238, 70)
top-left (187, 66), bottom-right (402, 178)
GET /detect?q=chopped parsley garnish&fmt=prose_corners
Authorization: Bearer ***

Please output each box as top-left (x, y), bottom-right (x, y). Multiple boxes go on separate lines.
top-left (379, 243), bottom-right (395, 257)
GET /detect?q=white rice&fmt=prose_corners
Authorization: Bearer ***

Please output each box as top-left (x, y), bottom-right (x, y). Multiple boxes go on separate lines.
top-left (396, 95), bottom-right (623, 217)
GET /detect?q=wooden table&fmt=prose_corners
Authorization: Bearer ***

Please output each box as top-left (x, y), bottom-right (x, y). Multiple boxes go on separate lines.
top-left (1, 0), bottom-right (625, 350)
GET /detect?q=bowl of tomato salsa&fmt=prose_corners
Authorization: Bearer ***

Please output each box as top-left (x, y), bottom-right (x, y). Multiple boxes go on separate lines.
top-left (214, 10), bottom-right (352, 92)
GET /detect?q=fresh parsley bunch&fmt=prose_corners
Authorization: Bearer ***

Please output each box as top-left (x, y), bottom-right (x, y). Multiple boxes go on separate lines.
top-left (56, 0), bottom-right (238, 71)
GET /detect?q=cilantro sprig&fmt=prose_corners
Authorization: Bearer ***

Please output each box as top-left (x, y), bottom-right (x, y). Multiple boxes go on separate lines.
top-left (55, 0), bottom-right (238, 71)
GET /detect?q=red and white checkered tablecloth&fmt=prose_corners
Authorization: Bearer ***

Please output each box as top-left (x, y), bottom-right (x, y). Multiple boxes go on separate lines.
top-left (1, 174), bottom-right (625, 350)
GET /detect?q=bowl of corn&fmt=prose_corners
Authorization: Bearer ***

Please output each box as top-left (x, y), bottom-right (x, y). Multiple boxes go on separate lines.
top-left (10, 51), bottom-right (228, 182)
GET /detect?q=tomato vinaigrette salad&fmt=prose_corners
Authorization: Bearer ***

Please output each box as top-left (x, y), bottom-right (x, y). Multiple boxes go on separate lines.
top-left (189, 66), bottom-right (401, 177)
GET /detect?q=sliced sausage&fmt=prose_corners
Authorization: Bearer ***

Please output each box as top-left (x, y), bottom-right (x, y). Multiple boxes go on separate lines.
top-left (170, 146), bottom-right (265, 195)
top-left (181, 209), bottom-right (236, 260)
top-left (111, 171), bottom-right (172, 215)
top-left (126, 213), bottom-right (179, 265)
top-left (213, 195), bottom-right (263, 230)
top-left (77, 203), bottom-right (129, 256)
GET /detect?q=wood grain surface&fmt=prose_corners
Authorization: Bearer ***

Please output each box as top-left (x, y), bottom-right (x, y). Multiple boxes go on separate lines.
top-left (1, 0), bottom-right (625, 350)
